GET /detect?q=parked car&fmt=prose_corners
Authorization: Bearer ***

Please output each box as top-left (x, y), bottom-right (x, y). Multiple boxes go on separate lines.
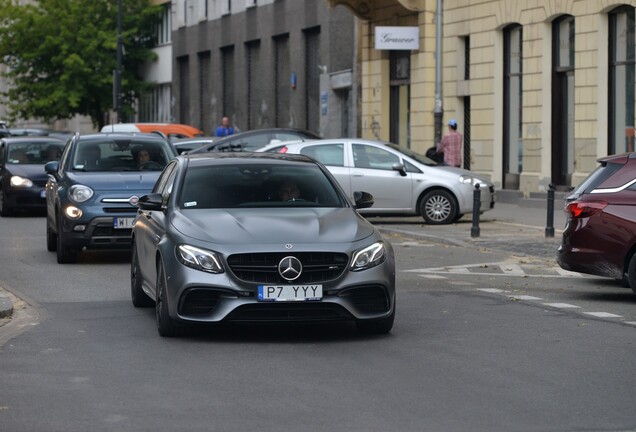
top-left (0, 121), bottom-right (10, 138)
top-left (131, 152), bottom-right (395, 336)
top-left (8, 127), bottom-right (54, 136)
top-left (188, 128), bottom-right (320, 154)
top-left (0, 136), bottom-right (65, 216)
top-left (171, 137), bottom-right (218, 154)
top-left (45, 133), bottom-right (177, 263)
top-left (266, 139), bottom-right (496, 224)
top-left (100, 123), bottom-right (204, 139)
top-left (557, 153), bottom-right (636, 293)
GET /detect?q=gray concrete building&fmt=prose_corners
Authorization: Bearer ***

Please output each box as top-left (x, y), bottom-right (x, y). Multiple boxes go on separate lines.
top-left (171, 0), bottom-right (357, 137)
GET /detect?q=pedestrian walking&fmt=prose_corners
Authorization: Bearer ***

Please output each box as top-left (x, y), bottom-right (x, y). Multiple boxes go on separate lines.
top-left (437, 119), bottom-right (463, 168)
top-left (215, 116), bottom-right (235, 137)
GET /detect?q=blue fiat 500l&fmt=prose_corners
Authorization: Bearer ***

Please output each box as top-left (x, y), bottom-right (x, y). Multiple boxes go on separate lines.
top-left (45, 133), bottom-right (177, 263)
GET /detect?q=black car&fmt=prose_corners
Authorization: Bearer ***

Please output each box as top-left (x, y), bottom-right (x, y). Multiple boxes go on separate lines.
top-left (188, 128), bottom-right (320, 154)
top-left (0, 136), bottom-right (65, 216)
top-left (45, 133), bottom-right (177, 263)
top-left (171, 137), bottom-right (218, 154)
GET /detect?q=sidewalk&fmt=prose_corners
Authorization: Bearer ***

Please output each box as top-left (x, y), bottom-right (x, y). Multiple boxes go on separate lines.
top-left (0, 286), bottom-right (14, 324)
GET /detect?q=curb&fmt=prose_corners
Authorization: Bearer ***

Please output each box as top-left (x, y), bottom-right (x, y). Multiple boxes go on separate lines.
top-left (0, 289), bottom-right (14, 319)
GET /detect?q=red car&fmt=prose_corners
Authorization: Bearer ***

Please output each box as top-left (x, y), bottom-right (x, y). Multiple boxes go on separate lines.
top-left (557, 153), bottom-right (636, 293)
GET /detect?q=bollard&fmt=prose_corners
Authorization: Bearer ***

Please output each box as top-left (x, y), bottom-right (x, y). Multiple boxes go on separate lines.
top-left (545, 183), bottom-right (555, 238)
top-left (471, 184), bottom-right (481, 238)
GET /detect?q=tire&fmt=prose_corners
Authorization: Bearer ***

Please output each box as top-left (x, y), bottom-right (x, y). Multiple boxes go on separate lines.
top-left (56, 217), bottom-right (77, 264)
top-left (156, 260), bottom-right (182, 337)
top-left (46, 217), bottom-right (57, 252)
top-left (356, 308), bottom-right (395, 335)
top-left (131, 242), bottom-right (153, 307)
top-left (420, 190), bottom-right (457, 225)
top-left (626, 253), bottom-right (636, 295)
top-left (0, 186), bottom-right (11, 217)
top-left (453, 213), bottom-right (464, 223)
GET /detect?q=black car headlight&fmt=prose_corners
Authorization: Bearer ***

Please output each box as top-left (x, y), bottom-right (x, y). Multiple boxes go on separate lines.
top-left (10, 175), bottom-right (33, 187)
top-left (176, 244), bottom-right (224, 274)
top-left (68, 184), bottom-right (94, 203)
top-left (350, 241), bottom-right (386, 271)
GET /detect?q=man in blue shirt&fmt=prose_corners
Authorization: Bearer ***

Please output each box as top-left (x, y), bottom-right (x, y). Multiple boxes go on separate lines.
top-left (215, 116), bottom-right (235, 137)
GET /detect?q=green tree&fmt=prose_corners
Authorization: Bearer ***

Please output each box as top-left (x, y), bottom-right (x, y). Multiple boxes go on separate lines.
top-left (0, 0), bottom-right (161, 129)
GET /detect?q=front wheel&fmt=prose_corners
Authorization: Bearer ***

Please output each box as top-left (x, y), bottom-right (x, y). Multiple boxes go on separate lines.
top-left (56, 217), bottom-right (77, 264)
top-left (46, 217), bottom-right (57, 252)
top-left (626, 253), bottom-right (636, 295)
top-left (156, 261), bottom-right (182, 337)
top-left (420, 190), bottom-right (457, 225)
top-left (131, 243), bottom-right (153, 307)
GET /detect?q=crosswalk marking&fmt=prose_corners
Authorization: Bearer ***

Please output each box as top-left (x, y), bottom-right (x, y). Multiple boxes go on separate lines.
top-left (584, 312), bottom-right (623, 318)
top-left (406, 260), bottom-right (587, 279)
top-left (543, 303), bottom-right (581, 309)
top-left (509, 295), bottom-right (543, 301)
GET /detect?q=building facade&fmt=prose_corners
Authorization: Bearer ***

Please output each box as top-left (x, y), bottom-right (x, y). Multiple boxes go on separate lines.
top-left (331, 0), bottom-right (636, 195)
top-left (171, 0), bottom-right (357, 137)
top-left (138, 0), bottom-right (174, 123)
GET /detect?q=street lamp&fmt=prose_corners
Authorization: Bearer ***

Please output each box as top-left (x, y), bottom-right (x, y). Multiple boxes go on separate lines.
top-left (115, 0), bottom-right (123, 123)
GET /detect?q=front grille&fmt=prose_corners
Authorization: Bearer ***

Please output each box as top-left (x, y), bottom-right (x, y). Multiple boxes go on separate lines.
top-left (227, 252), bottom-right (349, 284)
top-left (33, 180), bottom-right (47, 187)
top-left (179, 289), bottom-right (223, 316)
top-left (92, 227), bottom-right (132, 237)
top-left (339, 285), bottom-right (390, 314)
top-left (225, 303), bottom-right (351, 322)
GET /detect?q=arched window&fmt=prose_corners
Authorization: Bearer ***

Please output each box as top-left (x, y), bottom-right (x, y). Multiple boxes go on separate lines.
top-left (609, 6), bottom-right (635, 155)
top-left (503, 24), bottom-right (522, 190)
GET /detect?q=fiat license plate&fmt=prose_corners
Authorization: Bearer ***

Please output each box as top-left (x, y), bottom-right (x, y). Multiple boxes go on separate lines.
top-left (257, 285), bottom-right (322, 302)
top-left (113, 217), bottom-right (135, 229)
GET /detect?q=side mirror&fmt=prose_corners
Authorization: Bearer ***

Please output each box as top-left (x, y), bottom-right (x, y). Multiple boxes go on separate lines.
top-left (353, 191), bottom-right (374, 209)
top-left (44, 161), bottom-right (59, 175)
top-left (392, 162), bottom-right (407, 177)
top-left (137, 193), bottom-right (163, 211)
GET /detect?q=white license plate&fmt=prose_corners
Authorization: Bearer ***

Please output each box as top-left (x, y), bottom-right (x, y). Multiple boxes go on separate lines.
top-left (113, 217), bottom-right (135, 229)
top-left (258, 285), bottom-right (322, 302)
top-left (40, 190), bottom-right (46, 199)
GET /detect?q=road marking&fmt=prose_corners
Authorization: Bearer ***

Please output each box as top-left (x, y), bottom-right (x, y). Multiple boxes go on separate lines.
top-left (625, 322), bottom-right (636, 326)
top-left (584, 312), bottom-right (623, 318)
top-left (448, 281), bottom-right (474, 286)
top-left (419, 275), bottom-right (447, 279)
top-left (477, 288), bottom-right (506, 293)
top-left (543, 303), bottom-right (581, 309)
top-left (509, 295), bottom-right (543, 301)
top-left (406, 260), bottom-right (587, 279)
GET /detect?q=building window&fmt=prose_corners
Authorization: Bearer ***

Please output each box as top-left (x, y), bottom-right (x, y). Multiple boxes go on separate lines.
top-left (551, 15), bottom-right (575, 187)
top-left (304, 26), bottom-right (321, 134)
top-left (503, 24), bottom-right (523, 189)
top-left (389, 50), bottom-right (410, 148)
top-left (245, 40), bottom-right (261, 130)
top-left (221, 45), bottom-right (235, 122)
top-left (138, 84), bottom-right (172, 122)
top-left (609, 6), bottom-right (635, 155)
top-left (273, 34), bottom-right (290, 127)
top-left (156, 3), bottom-right (172, 45)
top-left (178, 56), bottom-right (190, 124)
top-left (222, 0), bottom-right (231, 15)
top-left (198, 51), bottom-right (211, 133)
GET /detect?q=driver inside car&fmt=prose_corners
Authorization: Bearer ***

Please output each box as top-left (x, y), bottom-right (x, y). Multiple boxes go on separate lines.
top-left (278, 180), bottom-right (301, 202)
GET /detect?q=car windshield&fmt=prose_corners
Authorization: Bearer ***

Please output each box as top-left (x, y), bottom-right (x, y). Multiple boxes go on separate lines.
top-left (72, 138), bottom-right (174, 172)
top-left (7, 141), bottom-right (64, 164)
top-left (179, 163), bottom-right (345, 209)
top-left (384, 143), bottom-right (438, 166)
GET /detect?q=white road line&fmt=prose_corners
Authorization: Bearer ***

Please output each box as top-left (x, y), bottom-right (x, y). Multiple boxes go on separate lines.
top-left (477, 288), bottom-right (506, 293)
top-left (543, 303), bottom-right (581, 309)
top-left (448, 281), bottom-right (474, 286)
top-left (555, 268), bottom-right (584, 277)
top-left (419, 275), bottom-right (447, 279)
top-left (509, 295), bottom-right (543, 301)
top-left (500, 264), bottom-right (525, 276)
top-left (583, 312), bottom-right (623, 318)
top-left (625, 322), bottom-right (636, 326)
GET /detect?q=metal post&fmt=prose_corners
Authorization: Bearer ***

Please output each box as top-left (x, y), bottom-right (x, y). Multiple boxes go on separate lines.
top-left (471, 184), bottom-right (480, 238)
top-left (545, 183), bottom-right (555, 238)
top-left (433, 0), bottom-right (443, 147)
top-left (115, 0), bottom-right (123, 123)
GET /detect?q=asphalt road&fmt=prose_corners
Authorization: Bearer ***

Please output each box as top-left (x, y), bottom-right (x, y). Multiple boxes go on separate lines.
top-left (1, 213), bottom-right (635, 432)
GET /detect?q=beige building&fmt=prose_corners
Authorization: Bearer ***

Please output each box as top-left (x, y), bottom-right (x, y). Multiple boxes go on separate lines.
top-left (329, 0), bottom-right (636, 195)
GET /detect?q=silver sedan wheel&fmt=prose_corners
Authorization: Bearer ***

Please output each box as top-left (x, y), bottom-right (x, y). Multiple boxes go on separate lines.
top-left (421, 190), bottom-right (456, 225)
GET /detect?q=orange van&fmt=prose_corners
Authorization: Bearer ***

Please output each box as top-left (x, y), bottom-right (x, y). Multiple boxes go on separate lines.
top-left (100, 123), bottom-right (204, 138)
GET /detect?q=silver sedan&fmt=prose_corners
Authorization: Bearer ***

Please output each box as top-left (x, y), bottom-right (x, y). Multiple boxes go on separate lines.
top-left (131, 153), bottom-right (396, 336)
top-left (266, 139), bottom-right (495, 224)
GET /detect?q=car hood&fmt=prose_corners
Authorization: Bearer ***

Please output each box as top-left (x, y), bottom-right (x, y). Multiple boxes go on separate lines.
top-left (67, 172), bottom-right (160, 190)
top-left (6, 164), bottom-right (49, 181)
top-left (171, 207), bottom-right (374, 245)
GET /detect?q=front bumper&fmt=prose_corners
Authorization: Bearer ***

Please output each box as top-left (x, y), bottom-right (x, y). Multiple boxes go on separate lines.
top-left (161, 245), bottom-right (396, 324)
top-left (5, 185), bottom-right (46, 210)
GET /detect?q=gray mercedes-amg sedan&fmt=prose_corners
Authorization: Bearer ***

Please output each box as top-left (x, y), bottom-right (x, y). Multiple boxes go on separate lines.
top-left (131, 153), bottom-right (396, 336)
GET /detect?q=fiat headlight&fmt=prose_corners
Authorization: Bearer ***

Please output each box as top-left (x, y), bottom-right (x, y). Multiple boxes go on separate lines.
top-left (10, 175), bottom-right (33, 187)
top-left (350, 242), bottom-right (386, 271)
top-left (176, 244), bottom-right (224, 274)
top-left (459, 175), bottom-right (488, 187)
top-left (68, 185), bottom-right (94, 203)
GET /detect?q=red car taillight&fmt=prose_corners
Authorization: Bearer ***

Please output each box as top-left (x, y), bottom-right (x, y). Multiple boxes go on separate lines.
top-left (565, 201), bottom-right (608, 218)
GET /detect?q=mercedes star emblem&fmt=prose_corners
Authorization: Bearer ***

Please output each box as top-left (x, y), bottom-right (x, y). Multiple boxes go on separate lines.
top-left (278, 256), bottom-right (302, 281)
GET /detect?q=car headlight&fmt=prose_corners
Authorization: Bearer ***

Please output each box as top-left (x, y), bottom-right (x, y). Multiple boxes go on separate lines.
top-left (176, 244), bottom-right (224, 274)
top-left (459, 175), bottom-right (488, 187)
top-left (10, 175), bottom-right (33, 187)
top-left (68, 185), bottom-right (94, 203)
top-left (350, 241), bottom-right (386, 271)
